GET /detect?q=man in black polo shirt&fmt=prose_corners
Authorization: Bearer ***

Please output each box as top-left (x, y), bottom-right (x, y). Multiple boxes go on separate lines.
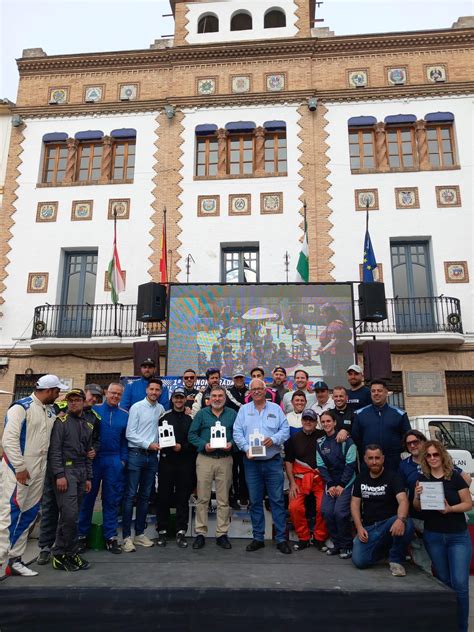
top-left (156, 387), bottom-right (196, 549)
top-left (351, 444), bottom-right (414, 577)
top-left (332, 386), bottom-right (354, 434)
top-left (284, 409), bottom-right (328, 551)
top-left (346, 364), bottom-right (371, 410)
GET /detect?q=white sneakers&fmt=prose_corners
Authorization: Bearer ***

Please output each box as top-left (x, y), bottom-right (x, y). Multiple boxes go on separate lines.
top-left (389, 562), bottom-right (406, 577)
top-left (122, 534), bottom-right (154, 552)
top-left (6, 560), bottom-right (39, 577)
top-left (122, 537), bottom-right (136, 553)
top-left (134, 534), bottom-right (154, 548)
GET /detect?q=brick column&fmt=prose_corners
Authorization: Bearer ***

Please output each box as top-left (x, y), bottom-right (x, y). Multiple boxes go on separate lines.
top-left (216, 128), bottom-right (227, 176)
top-left (63, 138), bottom-right (78, 184)
top-left (374, 122), bottom-right (389, 172)
top-left (254, 126), bottom-right (265, 176)
top-left (100, 135), bottom-right (113, 183)
top-left (415, 120), bottom-right (430, 170)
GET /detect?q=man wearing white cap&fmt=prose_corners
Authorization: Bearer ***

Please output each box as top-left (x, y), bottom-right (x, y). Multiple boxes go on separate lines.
top-left (346, 364), bottom-right (372, 410)
top-left (0, 374), bottom-right (67, 576)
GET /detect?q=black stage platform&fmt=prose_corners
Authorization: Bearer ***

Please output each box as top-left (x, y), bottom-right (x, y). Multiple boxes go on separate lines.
top-left (1, 540), bottom-right (457, 631)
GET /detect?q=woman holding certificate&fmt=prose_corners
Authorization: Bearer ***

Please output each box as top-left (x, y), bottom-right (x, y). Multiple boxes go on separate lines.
top-left (414, 440), bottom-right (473, 632)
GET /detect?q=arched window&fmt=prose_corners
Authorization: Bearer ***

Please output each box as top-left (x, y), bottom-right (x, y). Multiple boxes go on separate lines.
top-left (198, 14), bottom-right (219, 33)
top-left (230, 11), bottom-right (252, 31)
top-left (264, 9), bottom-right (286, 28)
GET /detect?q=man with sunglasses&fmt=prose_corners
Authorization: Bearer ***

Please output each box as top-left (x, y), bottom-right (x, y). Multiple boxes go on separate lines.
top-left (182, 369), bottom-right (199, 415)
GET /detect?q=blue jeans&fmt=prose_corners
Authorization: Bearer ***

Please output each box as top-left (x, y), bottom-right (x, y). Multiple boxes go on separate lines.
top-left (78, 455), bottom-right (125, 540)
top-left (122, 450), bottom-right (158, 538)
top-left (352, 515), bottom-right (414, 568)
top-left (423, 529), bottom-right (471, 632)
top-left (244, 456), bottom-right (287, 543)
top-left (321, 485), bottom-right (353, 549)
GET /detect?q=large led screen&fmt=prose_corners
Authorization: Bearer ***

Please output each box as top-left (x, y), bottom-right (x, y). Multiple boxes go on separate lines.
top-left (167, 283), bottom-right (356, 387)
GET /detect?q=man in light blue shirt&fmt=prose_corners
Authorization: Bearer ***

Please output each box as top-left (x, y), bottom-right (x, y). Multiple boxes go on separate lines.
top-left (122, 379), bottom-right (164, 552)
top-left (233, 378), bottom-right (291, 554)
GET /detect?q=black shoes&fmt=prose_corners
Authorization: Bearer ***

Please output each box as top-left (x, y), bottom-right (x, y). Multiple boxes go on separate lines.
top-left (71, 553), bottom-right (90, 570)
top-left (277, 541), bottom-right (292, 555)
top-left (76, 537), bottom-right (87, 554)
top-left (157, 531), bottom-right (167, 547)
top-left (37, 550), bottom-right (51, 565)
top-left (313, 539), bottom-right (329, 552)
top-left (51, 554), bottom-right (80, 572)
top-left (192, 534), bottom-right (205, 550)
top-left (326, 547), bottom-right (341, 556)
top-left (176, 531), bottom-right (188, 548)
top-left (293, 540), bottom-right (311, 551)
top-left (216, 535), bottom-right (232, 549)
top-left (106, 538), bottom-right (122, 554)
top-left (246, 539), bottom-right (265, 552)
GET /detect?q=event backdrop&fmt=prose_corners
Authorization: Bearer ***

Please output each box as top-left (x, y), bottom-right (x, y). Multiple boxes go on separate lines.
top-left (166, 283), bottom-right (356, 387)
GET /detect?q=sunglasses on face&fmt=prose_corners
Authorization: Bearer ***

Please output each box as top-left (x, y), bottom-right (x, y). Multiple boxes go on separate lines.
top-left (406, 440), bottom-right (420, 447)
top-left (426, 452), bottom-right (440, 459)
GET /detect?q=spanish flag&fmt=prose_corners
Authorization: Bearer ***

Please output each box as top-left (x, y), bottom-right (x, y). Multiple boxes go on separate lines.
top-left (107, 221), bottom-right (125, 305)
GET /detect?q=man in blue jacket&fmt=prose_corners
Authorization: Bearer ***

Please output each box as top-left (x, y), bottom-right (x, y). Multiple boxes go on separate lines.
top-left (121, 358), bottom-right (170, 412)
top-left (77, 382), bottom-right (129, 554)
top-left (351, 380), bottom-right (410, 473)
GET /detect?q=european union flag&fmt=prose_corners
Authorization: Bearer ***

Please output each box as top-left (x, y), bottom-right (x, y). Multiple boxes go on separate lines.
top-left (362, 230), bottom-right (377, 282)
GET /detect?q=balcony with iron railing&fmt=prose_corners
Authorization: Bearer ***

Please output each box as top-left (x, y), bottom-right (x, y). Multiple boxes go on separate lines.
top-left (31, 296), bottom-right (463, 343)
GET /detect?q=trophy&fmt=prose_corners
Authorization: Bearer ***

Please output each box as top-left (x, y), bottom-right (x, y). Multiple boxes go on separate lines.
top-left (249, 429), bottom-right (266, 458)
top-left (210, 420), bottom-right (227, 449)
top-left (158, 420), bottom-right (176, 448)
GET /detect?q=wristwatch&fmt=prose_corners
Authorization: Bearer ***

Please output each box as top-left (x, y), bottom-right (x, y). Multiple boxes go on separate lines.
top-left (399, 517), bottom-right (408, 524)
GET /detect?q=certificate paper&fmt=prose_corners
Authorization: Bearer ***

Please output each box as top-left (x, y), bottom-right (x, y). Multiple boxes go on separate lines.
top-left (420, 481), bottom-right (445, 511)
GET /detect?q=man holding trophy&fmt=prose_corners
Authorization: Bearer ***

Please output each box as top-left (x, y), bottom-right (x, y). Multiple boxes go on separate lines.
top-left (233, 379), bottom-right (290, 554)
top-left (188, 386), bottom-right (237, 551)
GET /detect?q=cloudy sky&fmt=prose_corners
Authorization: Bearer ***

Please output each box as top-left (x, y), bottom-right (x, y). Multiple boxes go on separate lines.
top-left (1, 0), bottom-right (471, 100)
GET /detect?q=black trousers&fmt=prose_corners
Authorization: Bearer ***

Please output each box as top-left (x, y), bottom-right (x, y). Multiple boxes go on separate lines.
top-left (156, 458), bottom-right (195, 533)
top-left (231, 451), bottom-right (248, 503)
top-left (38, 469), bottom-right (59, 550)
top-left (52, 467), bottom-right (87, 555)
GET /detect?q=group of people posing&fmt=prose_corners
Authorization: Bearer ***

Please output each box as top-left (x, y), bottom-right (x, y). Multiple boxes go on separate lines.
top-left (0, 360), bottom-right (471, 631)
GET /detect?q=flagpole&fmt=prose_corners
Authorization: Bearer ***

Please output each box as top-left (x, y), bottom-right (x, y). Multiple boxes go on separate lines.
top-left (365, 199), bottom-right (369, 234)
top-left (163, 207), bottom-right (168, 285)
top-left (303, 199), bottom-right (307, 230)
top-left (113, 207), bottom-right (118, 336)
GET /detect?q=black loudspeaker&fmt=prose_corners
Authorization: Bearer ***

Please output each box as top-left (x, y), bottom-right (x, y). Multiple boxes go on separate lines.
top-left (137, 282), bottom-right (166, 322)
top-left (363, 341), bottom-right (392, 382)
top-left (133, 341), bottom-right (160, 376)
top-left (358, 282), bottom-right (387, 322)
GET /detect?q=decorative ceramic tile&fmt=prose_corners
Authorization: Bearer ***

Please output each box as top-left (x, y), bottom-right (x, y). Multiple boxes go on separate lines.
top-left (444, 261), bottom-right (469, 283)
top-left (394, 188), bottom-right (419, 209)
top-left (27, 273), bottom-right (49, 293)
top-left (108, 199), bottom-right (130, 220)
top-left (196, 78), bottom-right (217, 96)
top-left (265, 73), bottom-right (286, 92)
top-left (348, 70), bottom-right (368, 88)
top-left (387, 67), bottom-right (407, 85)
top-left (118, 83), bottom-right (139, 100)
top-left (260, 192), bottom-right (283, 214)
top-left (197, 195), bottom-right (220, 217)
top-left (359, 263), bottom-right (383, 282)
top-left (231, 75), bottom-right (251, 94)
top-left (229, 194), bottom-right (251, 216)
top-left (436, 186), bottom-right (461, 208)
top-left (84, 85), bottom-right (104, 103)
top-left (48, 87), bottom-right (69, 104)
top-left (105, 270), bottom-right (126, 291)
top-left (36, 201), bottom-right (58, 222)
top-left (71, 200), bottom-right (93, 221)
top-left (355, 189), bottom-right (379, 211)
top-left (426, 65), bottom-right (447, 83)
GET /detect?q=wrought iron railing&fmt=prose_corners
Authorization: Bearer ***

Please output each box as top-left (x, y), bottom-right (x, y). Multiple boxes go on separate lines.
top-left (356, 296), bottom-right (463, 334)
top-left (32, 304), bottom-right (166, 339)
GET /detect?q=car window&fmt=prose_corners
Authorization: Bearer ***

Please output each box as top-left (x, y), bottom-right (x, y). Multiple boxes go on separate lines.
top-left (428, 420), bottom-right (474, 457)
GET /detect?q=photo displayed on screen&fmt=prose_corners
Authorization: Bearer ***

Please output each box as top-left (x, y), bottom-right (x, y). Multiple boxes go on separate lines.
top-left (167, 284), bottom-right (356, 388)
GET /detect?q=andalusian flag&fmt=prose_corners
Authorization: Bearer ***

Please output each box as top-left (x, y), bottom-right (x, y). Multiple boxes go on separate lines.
top-left (296, 219), bottom-right (309, 283)
top-left (108, 221), bottom-right (125, 304)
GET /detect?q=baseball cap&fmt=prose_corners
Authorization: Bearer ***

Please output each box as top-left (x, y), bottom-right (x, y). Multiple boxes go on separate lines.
top-left (272, 366), bottom-right (287, 375)
top-left (301, 409), bottom-right (318, 421)
top-left (233, 371), bottom-right (245, 378)
top-left (172, 386), bottom-right (186, 397)
top-left (65, 388), bottom-right (86, 400)
top-left (36, 375), bottom-right (69, 391)
top-left (141, 358), bottom-right (156, 367)
top-left (313, 380), bottom-right (329, 391)
top-left (347, 364), bottom-right (363, 374)
top-left (84, 383), bottom-right (103, 397)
